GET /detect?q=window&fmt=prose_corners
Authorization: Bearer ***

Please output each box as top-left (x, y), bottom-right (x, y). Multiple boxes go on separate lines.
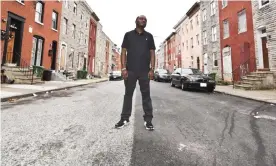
top-left (81, 13), bottom-right (83, 20)
top-left (191, 37), bottom-right (193, 48)
top-left (238, 9), bottom-right (247, 33)
top-left (31, 36), bottom-right (44, 66)
top-left (79, 32), bottom-right (83, 43)
top-left (203, 31), bottom-right (207, 45)
top-left (190, 20), bottom-right (193, 30)
top-left (35, 1), bottom-right (44, 23)
top-left (203, 9), bottom-right (207, 21)
top-left (186, 24), bottom-right (188, 33)
top-left (222, 0), bottom-right (228, 8)
top-left (72, 24), bottom-right (76, 38)
top-left (73, 2), bottom-right (77, 14)
top-left (260, 0), bottom-right (269, 7)
top-left (186, 40), bottom-right (188, 50)
top-left (211, 1), bottom-right (216, 16)
top-left (52, 11), bottom-right (58, 30)
top-left (196, 15), bottom-right (199, 25)
top-left (85, 35), bottom-right (87, 44)
top-left (213, 52), bottom-right (218, 67)
top-left (63, 18), bottom-right (68, 34)
top-left (211, 26), bottom-right (217, 42)
top-left (64, 0), bottom-right (69, 8)
top-left (16, 0), bottom-right (24, 4)
top-left (223, 19), bottom-right (229, 39)
top-left (196, 34), bottom-right (199, 45)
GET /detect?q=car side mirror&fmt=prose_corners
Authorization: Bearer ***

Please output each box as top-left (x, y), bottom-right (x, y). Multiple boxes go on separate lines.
top-left (176, 72), bottom-right (180, 75)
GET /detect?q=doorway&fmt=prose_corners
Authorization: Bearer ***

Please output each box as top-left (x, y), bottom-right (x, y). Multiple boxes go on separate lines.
top-left (203, 53), bottom-right (208, 74)
top-left (31, 36), bottom-right (44, 66)
top-left (51, 41), bottom-right (57, 70)
top-left (59, 42), bottom-right (67, 71)
top-left (261, 37), bottom-right (269, 68)
top-left (3, 12), bottom-right (25, 65)
top-left (222, 46), bottom-right (232, 82)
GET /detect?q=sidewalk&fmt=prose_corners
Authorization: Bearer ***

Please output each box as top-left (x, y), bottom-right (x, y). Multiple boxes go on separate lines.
top-left (215, 85), bottom-right (276, 104)
top-left (1, 78), bottom-right (108, 102)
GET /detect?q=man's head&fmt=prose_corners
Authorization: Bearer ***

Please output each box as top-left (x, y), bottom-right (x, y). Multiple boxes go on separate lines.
top-left (135, 15), bottom-right (147, 28)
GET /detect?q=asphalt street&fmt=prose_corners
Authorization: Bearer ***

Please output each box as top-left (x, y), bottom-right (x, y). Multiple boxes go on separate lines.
top-left (1, 80), bottom-right (276, 166)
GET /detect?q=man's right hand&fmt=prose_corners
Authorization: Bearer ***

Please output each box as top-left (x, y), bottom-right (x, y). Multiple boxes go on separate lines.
top-left (122, 69), bottom-right (128, 80)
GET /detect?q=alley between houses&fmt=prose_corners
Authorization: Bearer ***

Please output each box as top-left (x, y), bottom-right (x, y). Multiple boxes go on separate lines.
top-left (1, 81), bottom-right (276, 166)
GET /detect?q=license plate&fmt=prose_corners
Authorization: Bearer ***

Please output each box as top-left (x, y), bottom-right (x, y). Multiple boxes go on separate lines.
top-left (200, 83), bottom-right (207, 87)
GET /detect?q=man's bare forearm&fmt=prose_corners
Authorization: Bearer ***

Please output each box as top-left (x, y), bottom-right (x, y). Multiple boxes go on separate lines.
top-left (121, 48), bottom-right (127, 69)
top-left (150, 50), bottom-right (155, 70)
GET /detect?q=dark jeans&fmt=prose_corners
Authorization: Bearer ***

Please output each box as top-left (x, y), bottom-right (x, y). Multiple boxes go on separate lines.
top-left (121, 71), bottom-right (153, 122)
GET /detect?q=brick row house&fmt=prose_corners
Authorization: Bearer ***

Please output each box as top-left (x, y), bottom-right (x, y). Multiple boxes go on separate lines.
top-left (158, 0), bottom-right (276, 90)
top-left (1, 0), bottom-right (115, 84)
top-left (1, 0), bottom-right (62, 83)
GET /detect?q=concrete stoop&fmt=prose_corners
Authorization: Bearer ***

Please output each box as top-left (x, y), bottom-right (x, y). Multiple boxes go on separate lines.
top-left (234, 71), bottom-right (275, 90)
top-left (2, 66), bottom-right (44, 84)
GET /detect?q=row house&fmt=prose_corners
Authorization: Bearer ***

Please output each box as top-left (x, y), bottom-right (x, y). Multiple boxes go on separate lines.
top-left (200, 0), bottom-right (221, 78)
top-left (252, 0), bottom-right (276, 72)
top-left (111, 48), bottom-right (121, 71)
top-left (165, 32), bottom-right (176, 73)
top-left (59, 0), bottom-right (99, 78)
top-left (155, 49), bottom-right (160, 70)
top-left (1, 0), bottom-right (62, 70)
top-left (219, 0), bottom-right (256, 82)
top-left (158, 43), bottom-right (165, 69)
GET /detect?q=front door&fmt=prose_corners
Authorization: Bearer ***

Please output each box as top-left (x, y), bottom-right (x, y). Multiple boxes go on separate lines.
top-left (222, 46), bottom-right (232, 82)
top-left (59, 43), bottom-right (66, 71)
top-left (31, 36), bottom-right (44, 66)
top-left (203, 53), bottom-right (208, 74)
top-left (261, 37), bottom-right (269, 68)
top-left (51, 41), bottom-right (57, 70)
top-left (6, 31), bottom-right (15, 64)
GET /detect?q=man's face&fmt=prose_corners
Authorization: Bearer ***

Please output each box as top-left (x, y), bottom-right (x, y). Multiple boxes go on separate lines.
top-left (136, 15), bottom-right (147, 28)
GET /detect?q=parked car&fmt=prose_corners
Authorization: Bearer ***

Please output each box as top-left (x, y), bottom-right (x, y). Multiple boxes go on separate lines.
top-left (109, 71), bottom-right (122, 80)
top-left (154, 69), bottom-right (171, 82)
top-left (170, 68), bottom-right (216, 92)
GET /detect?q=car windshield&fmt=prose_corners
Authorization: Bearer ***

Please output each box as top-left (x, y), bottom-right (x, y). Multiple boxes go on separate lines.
top-left (181, 68), bottom-right (203, 75)
top-left (158, 69), bottom-right (168, 74)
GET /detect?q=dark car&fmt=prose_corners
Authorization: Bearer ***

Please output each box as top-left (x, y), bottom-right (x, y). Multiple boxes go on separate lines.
top-left (154, 69), bottom-right (171, 82)
top-left (170, 68), bottom-right (216, 92)
top-left (109, 71), bottom-right (122, 80)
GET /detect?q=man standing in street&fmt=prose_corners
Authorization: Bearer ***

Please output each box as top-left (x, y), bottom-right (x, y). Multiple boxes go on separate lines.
top-left (115, 15), bottom-right (156, 131)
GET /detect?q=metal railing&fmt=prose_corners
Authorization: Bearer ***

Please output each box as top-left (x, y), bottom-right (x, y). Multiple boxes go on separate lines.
top-left (232, 57), bottom-right (256, 88)
top-left (6, 51), bottom-right (34, 84)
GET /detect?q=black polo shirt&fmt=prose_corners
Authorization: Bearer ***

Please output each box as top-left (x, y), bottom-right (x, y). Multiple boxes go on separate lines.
top-left (121, 29), bottom-right (156, 72)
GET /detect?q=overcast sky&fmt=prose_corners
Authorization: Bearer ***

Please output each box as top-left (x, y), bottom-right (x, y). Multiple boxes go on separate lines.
top-left (87, 0), bottom-right (197, 48)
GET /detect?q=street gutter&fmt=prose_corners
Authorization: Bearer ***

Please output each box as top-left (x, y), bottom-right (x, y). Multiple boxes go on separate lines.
top-left (1, 78), bottom-right (108, 102)
top-left (214, 90), bottom-right (276, 105)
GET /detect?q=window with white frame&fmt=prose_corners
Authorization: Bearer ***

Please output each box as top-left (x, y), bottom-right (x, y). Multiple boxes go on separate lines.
top-left (211, 1), bottom-right (216, 16)
top-left (190, 19), bottom-right (193, 30)
top-left (191, 37), bottom-right (193, 48)
top-left (35, 1), bottom-right (44, 23)
top-left (72, 24), bottom-right (76, 38)
top-left (222, 0), bottom-right (228, 8)
top-left (196, 34), bottom-right (199, 45)
top-left (203, 9), bottom-right (207, 21)
top-left (64, 0), bottom-right (69, 9)
top-left (196, 15), bottom-right (199, 25)
top-left (52, 11), bottom-right (58, 30)
top-left (186, 24), bottom-right (188, 32)
top-left (186, 40), bottom-right (188, 50)
top-left (223, 19), bottom-right (229, 39)
top-left (203, 31), bottom-right (207, 45)
top-left (238, 9), bottom-right (247, 33)
top-left (213, 52), bottom-right (218, 67)
top-left (211, 26), bottom-right (217, 42)
top-left (73, 2), bottom-right (77, 14)
top-left (63, 18), bottom-right (68, 34)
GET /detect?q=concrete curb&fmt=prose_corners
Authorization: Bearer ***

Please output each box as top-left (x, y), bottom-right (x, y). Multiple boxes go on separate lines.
top-left (1, 79), bottom-right (108, 102)
top-left (214, 90), bottom-right (276, 105)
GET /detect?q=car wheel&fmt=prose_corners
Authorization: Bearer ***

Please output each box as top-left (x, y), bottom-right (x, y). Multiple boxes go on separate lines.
top-left (208, 88), bottom-right (214, 93)
top-left (171, 80), bottom-right (175, 87)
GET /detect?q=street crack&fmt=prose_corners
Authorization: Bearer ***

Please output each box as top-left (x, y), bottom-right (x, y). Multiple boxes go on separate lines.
top-left (219, 112), bottom-right (229, 146)
top-left (228, 111), bottom-right (236, 138)
top-left (250, 116), bottom-right (268, 166)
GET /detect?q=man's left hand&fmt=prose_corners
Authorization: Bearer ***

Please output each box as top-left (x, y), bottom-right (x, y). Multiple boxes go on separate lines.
top-left (148, 69), bottom-right (154, 80)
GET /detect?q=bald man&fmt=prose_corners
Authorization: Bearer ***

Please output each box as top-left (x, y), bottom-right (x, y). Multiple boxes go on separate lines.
top-left (115, 15), bottom-right (156, 131)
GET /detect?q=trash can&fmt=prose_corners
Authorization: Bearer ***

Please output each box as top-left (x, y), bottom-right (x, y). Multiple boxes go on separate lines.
top-left (42, 70), bottom-right (52, 81)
